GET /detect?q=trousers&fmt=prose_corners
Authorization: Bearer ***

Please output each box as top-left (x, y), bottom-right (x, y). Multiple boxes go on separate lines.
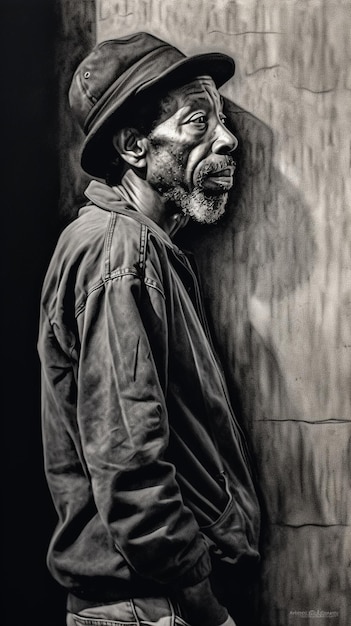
top-left (67, 597), bottom-right (191, 626)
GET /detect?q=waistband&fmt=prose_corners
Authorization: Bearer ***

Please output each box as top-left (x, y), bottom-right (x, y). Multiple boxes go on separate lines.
top-left (67, 596), bottom-right (186, 624)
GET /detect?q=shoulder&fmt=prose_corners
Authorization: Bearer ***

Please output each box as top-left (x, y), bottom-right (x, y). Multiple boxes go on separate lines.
top-left (44, 205), bottom-right (143, 292)
top-left (42, 204), bottom-right (169, 310)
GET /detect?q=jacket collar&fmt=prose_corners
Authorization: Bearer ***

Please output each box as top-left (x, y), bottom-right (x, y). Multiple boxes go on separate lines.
top-left (84, 179), bottom-right (174, 247)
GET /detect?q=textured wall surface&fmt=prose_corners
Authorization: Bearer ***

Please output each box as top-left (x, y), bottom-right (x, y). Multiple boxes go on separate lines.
top-left (79, 1), bottom-right (350, 624)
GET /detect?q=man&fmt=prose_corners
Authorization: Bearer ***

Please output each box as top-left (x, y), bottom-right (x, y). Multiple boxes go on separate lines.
top-left (38, 33), bottom-right (261, 626)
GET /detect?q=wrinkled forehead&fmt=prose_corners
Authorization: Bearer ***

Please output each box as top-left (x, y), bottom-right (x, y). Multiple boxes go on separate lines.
top-left (168, 75), bottom-right (222, 107)
top-left (151, 75), bottom-right (223, 127)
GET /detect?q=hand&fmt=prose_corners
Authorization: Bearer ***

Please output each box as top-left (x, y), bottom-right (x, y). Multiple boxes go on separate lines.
top-left (176, 578), bottom-right (233, 626)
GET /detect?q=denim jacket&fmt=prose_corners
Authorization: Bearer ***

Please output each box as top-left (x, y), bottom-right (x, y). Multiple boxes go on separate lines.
top-left (38, 180), bottom-right (260, 607)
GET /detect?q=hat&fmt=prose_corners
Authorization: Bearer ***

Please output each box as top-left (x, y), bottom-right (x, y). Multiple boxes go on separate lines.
top-left (69, 32), bottom-right (235, 178)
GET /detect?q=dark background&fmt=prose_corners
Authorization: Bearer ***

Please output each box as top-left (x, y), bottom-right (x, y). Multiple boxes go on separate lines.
top-left (2, 1), bottom-right (65, 624)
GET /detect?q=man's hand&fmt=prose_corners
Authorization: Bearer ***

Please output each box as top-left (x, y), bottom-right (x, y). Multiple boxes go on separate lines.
top-left (176, 577), bottom-right (231, 626)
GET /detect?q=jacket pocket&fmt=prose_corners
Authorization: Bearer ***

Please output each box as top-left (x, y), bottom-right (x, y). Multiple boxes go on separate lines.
top-left (200, 472), bottom-right (260, 564)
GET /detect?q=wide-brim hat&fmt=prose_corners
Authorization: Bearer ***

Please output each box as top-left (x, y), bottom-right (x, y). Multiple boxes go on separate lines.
top-left (69, 32), bottom-right (235, 179)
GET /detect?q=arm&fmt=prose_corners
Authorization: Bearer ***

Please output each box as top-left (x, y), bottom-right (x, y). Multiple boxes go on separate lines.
top-left (76, 272), bottom-right (229, 624)
top-left (77, 273), bottom-right (205, 584)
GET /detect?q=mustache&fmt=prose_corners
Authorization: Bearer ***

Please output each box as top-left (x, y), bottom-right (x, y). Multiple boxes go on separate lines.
top-left (196, 155), bottom-right (236, 181)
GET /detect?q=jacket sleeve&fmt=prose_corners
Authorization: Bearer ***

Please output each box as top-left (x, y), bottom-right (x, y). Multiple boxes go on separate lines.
top-left (76, 270), bottom-right (211, 588)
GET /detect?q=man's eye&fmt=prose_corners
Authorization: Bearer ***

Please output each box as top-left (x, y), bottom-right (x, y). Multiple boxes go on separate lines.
top-left (188, 114), bottom-right (207, 125)
top-left (219, 114), bottom-right (227, 125)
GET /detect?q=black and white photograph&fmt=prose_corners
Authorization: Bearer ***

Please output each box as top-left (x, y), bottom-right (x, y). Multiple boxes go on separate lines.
top-left (2, 1), bottom-right (350, 625)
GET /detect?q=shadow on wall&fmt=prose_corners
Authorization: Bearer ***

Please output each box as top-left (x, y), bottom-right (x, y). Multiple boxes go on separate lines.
top-left (176, 94), bottom-right (317, 453)
top-left (177, 101), bottom-right (319, 623)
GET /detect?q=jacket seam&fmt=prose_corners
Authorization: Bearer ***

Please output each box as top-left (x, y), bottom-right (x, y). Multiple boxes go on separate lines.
top-left (110, 267), bottom-right (140, 280)
top-left (75, 272), bottom-right (166, 318)
top-left (145, 277), bottom-right (166, 300)
top-left (83, 194), bottom-right (174, 249)
top-left (75, 282), bottom-right (104, 318)
top-left (138, 223), bottom-right (147, 278)
top-left (104, 211), bottom-right (118, 280)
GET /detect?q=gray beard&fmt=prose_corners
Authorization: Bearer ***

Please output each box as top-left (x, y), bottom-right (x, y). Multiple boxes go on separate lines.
top-left (162, 185), bottom-right (228, 224)
top-left (147, 139), bottom-right (229, 224)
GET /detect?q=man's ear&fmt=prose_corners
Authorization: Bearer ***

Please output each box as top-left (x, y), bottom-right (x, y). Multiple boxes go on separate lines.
top-left (112, 128), bottom-right (148, 169)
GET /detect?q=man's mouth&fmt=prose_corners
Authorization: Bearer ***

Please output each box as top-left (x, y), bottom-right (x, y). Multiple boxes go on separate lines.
top-left (200, 165), bottom-right (235, 191)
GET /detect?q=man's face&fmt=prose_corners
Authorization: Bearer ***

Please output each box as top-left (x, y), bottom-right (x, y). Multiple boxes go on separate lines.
top-left (144, 76), bottom-right (238, 224)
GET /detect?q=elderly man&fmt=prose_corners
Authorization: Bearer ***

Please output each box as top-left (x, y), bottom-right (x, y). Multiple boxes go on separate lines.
top-left (38, 33), bottom-right (260, 626)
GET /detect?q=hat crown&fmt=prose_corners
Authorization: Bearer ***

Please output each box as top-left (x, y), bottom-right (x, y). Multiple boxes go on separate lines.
top-left (68, 32), bottom-right (235, 178)
top-left (69, 32), bottom-right (175, 131)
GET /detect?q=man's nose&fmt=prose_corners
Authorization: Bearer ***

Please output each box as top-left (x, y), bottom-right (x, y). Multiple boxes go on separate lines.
top-left (212, 122), bottom-right (238, 154)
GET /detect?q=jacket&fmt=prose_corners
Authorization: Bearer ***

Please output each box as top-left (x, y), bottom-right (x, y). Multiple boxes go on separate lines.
top-left (38, 180), bottom-right (260, 607)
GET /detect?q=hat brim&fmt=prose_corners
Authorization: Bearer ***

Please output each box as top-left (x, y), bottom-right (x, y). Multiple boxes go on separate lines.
top-left (80, 51), bottom-right (235, 178)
